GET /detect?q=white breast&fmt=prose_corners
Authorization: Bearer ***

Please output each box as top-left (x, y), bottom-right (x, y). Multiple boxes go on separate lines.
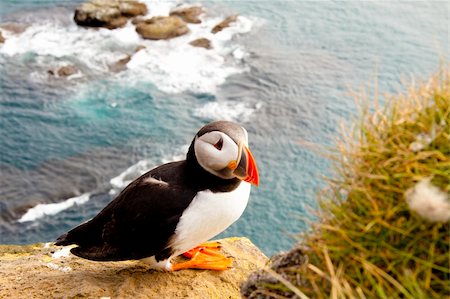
top-left (169, 182), bottom-right (251, 256)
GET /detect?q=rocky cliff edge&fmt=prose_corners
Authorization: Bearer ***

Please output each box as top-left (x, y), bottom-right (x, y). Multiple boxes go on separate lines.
top-left (0, 237), bottom-right (267, 298)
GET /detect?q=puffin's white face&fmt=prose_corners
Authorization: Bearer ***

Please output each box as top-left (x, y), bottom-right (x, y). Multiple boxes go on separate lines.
top-left (193, 124), bottom-right (259, 185)
top-left (194, 131), bottom-right (241, 179)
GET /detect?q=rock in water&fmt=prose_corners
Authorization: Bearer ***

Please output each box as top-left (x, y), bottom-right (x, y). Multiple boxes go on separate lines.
top-left (119, 1), bottom-right (147, 17)
top-left (74, 0), bottom-right (147, 29)
top-left (48, 65), bottom-right (78, 77)
top-left (170, 6), bottom-right (203, 24)
top-left (0, 23), bottom-right (29, 34)
top-left (109, 55), bottom-right (132, 73)
top-left (57, 65), bottom-right (78, 77)
top-left (74, 2), bottom-right (123, 29)
top-left (136, 16), bottom-right (189, 40)
top-left (0, 31), bottom-right (4, 43)
top-left (211, 15), bottom-right (238, 34)
top-left (189, 38), bottom-right (212, 49)
top-left (0, 238), bottom-right (267, 298)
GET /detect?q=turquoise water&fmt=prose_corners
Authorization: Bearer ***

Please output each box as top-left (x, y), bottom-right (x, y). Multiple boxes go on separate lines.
top-left (0, 0), bottom-right (447, 255)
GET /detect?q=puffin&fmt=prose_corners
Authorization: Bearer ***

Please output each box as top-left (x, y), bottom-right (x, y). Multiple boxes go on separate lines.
top-left (55, 120), bottom-right (259, 271)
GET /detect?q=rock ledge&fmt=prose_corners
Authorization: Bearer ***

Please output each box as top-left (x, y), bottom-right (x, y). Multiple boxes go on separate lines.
top-left (0, 237), bottom-right (267, 298)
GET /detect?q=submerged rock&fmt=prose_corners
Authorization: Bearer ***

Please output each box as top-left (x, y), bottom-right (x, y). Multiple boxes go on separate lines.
top-left (211, 15), bottom-right (238, 33)
top-left (170, 6), bottom-right (204, 24)
top-left (48, 65), bottom-right (78, 77)
top-left (118, 0), bottom-right (148, 17)
top-left (109, 54), bottom-right (131, 73)
top-left (0, 237), bottom-right (267, 298)
top-left (57, 65), bottom-right (78, 77)
top-left (189, 38), bottom-right (212, 49)
top-left (74, 0), bottom-right (147, 29)
top-left (134, 45), bottom-right (146, 52)
top-left (0, 23), bottom-right (29, 34)
top-left (135, 16), bottom-right (189, 40)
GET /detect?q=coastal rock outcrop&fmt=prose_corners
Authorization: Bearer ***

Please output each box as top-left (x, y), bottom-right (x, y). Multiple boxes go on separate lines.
top-left (135, 16), bottom-right (189, 40)
top-left (189, 38), bottom-right (212, 49)
top-left (0, 31), bottom-right (4, 43)
top-left (74, 0), bottom-right (147, 29)
top-left (211, 15), bottom-right (238, 34)
top-left (169, 6), bottom-right (203, 24)
top-left (0, 237), bottom-right (267, 298)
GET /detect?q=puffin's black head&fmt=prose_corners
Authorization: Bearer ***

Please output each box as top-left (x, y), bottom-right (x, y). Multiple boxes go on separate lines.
top-left (187, 121), bottom-right (259, 186)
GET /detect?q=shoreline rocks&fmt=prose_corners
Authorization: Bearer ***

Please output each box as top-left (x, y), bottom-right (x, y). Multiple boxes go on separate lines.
top-left (74, 0), bottom-right (147, 29)
top-left (189, 38), bottom-right (212, 49)
top-left (135, 16), bottom-right (189, 40)
top-left (169, 6), bottom-right (203, 24)
top-left (212, 15), bottom-right (238, 33)
top-left (47, 65), bottom-right (78, 78)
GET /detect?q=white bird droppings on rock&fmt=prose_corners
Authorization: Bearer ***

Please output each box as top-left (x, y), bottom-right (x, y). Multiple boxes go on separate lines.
top-left (46, 262), bottom-right (72, 272)
top-left (52, 246), bottom-right (73, 259)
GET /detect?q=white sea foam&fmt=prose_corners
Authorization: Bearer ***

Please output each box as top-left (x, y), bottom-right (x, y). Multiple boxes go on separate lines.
top-left (18, 193), bottom-right (90, 223)
top-left (18, 146), bottom-right (188, 222)
top-left (1, 22), bottom-right (131, 73)
top-left (0, 1), bottom-right (255, 94)
top-left (109, 159), bottom-right (156, 191)
top-left (124, 14), bottom-right (253, 93)
top-left (194, 101), bottom-right (262, 122)
top-left (109, 145), bottom-right (188, 192)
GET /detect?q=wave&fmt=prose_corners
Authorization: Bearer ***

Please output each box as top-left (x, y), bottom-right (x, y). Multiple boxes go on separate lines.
top-left (18, 145), bottom-right (189, 223)
top-left (109, 159), bottom-right (156, 191)
top-left (109, 145), bottom-right (188, 192)
top-left (18, 193), bottom-right (90, 223)
top-left (0, 1), bottom-right (255, 94)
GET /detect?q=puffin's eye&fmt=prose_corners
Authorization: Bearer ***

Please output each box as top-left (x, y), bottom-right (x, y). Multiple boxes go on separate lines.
top-left (213, 137), bottom-right (223, 150)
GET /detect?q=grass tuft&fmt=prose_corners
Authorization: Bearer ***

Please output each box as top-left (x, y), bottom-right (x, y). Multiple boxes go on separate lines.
top-left (242, 66), bottom-right (449, 298)
top-left (302, 66), bottom-right (449, 298)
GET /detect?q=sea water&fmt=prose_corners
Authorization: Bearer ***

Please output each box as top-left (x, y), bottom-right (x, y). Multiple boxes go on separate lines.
top-left (0, 0), bottom-right (447, 255)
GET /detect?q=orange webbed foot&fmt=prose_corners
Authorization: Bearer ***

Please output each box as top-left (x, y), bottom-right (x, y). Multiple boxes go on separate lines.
top-left (171, 242), bottom-right (233, 271)
top-left (182, 241), bottom-right (222, 258)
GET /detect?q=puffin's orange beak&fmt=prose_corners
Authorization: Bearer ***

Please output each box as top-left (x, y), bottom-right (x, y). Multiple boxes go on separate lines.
top-left (231, 145), bottom-right (259, 186)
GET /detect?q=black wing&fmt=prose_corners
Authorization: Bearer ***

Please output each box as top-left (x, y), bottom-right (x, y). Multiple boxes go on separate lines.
top-left (55, 161), bottom-right (197, 261)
